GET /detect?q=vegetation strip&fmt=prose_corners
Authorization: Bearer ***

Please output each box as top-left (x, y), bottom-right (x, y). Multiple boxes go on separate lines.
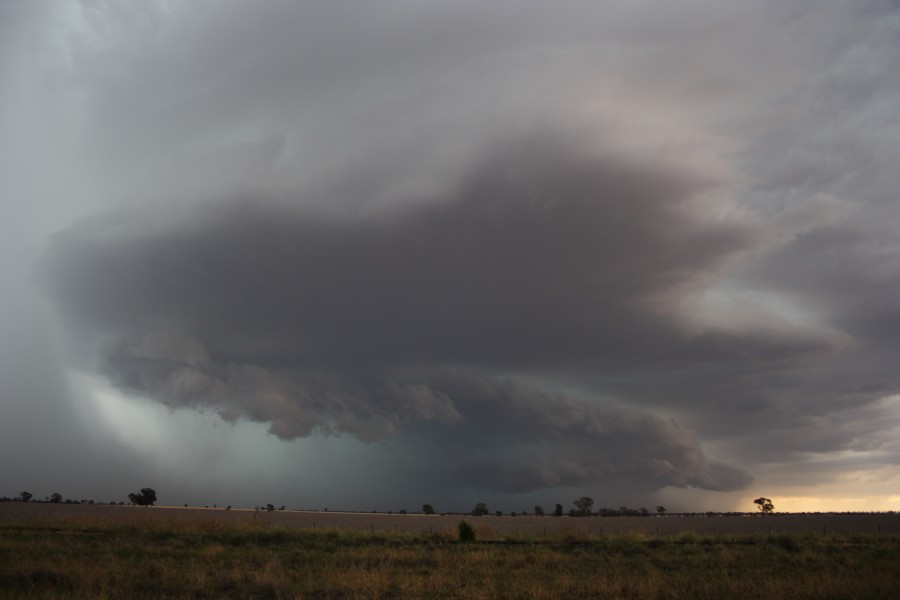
top-left (2, 513), bottom-right (900, 599)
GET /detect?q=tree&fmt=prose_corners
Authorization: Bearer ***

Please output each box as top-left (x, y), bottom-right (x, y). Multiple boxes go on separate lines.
top-left (534, 505), bottom-right (545, 516)
top-left (19, 491), bottom-right (32, 502)
top-left (422, 504), bottom-right (436, 515)
top-left (656, 506), bottom-right (667, 515)
top-left (573, 496), bottom-right (594, 516)
top-left (471, 502), bottom-right (489, 516)
top-left (50, 492), bottom-right (63, 503)
top-left (754, 497), bottom-right (774, 514)
top-left (127, 488), bottom-right (157, 507)
top-left (553, 503), bottom-right (564, 517)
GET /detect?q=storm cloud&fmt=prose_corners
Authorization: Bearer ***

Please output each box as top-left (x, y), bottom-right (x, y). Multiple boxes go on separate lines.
top-left (5, 0), bottom-right (900, 509)
top-left (40, 131), bottom-right (859, 494)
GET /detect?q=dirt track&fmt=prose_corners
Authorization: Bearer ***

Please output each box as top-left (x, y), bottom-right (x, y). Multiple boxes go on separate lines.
top-left (2, 502), bottom-right (898, 537)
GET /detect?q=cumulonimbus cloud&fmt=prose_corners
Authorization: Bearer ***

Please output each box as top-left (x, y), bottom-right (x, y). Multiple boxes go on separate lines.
top-left (40, 132), bottom-right (860, 493)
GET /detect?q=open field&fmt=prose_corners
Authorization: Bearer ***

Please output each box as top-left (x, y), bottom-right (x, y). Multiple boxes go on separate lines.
top-left (1, 502), bottom-right (898, 537)
top-left (2, 503), bottom-right (899, 599)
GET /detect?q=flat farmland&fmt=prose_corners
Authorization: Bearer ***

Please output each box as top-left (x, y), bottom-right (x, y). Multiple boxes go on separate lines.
top-left (2, 502), bottom-right (900, 598)
top-left (1, 501), bottom-right (897, 538)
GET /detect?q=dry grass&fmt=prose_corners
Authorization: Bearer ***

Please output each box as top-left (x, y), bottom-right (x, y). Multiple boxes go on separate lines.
top-left (1, 506), bottom-right (899, 598)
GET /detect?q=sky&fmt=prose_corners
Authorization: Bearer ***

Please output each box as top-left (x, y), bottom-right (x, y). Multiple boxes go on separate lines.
top-left (1, 0), bottom-right (899, 513)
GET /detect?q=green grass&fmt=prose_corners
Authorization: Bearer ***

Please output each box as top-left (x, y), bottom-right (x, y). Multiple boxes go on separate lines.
top-left (1, 514), bottom-right (898, 599)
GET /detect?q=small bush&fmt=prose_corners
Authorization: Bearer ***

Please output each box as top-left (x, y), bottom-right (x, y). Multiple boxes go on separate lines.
top-left (677, 531), bottom-right (700, 544)
top-left (458, 520), bottom-right (476, 543)
top-left (771, 533), bottom-right (802, 552)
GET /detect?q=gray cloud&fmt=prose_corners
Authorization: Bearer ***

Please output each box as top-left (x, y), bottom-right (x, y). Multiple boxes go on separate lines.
top-left (88, 330), bottom-right (757, 493)
top-left (41, 133), bottom-right (847, 371)
top-left (407, 374), bottom-right (755, 493)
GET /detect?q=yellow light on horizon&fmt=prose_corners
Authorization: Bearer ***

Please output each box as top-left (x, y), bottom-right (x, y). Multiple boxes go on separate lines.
top-left (744, 495), bottom-right (898, 513)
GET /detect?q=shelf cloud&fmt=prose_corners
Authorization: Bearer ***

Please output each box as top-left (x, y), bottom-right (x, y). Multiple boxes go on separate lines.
top-left (39, 132), bottom-right (862, 494)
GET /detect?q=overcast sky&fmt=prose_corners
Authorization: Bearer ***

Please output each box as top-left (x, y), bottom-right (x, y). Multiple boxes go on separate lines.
top-left (2, 0), bottom-right (899, 513)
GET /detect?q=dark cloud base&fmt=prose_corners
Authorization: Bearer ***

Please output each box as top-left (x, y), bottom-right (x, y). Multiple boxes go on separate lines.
top-left (100, 331), bottom-right (754, 493)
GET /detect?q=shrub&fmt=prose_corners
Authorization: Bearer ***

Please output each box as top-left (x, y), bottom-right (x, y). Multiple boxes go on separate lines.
top-left (772, 533), bottom-right (802, 552)
top-left (458, 520), bottom-right (476, 543)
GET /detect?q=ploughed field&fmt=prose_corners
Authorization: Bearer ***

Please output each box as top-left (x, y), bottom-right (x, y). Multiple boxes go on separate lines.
top-left (1, 501), bottom-right (897, 536)
top-left (2, 503), bottom-right (899, 599)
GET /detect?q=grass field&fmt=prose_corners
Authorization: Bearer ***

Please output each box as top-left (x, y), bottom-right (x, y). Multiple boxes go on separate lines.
top-left (1, 504), bottom-right (899, 599)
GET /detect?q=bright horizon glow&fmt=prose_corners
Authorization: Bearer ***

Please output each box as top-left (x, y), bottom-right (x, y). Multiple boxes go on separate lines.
top-left (756, 496), bottom-right (900, 514)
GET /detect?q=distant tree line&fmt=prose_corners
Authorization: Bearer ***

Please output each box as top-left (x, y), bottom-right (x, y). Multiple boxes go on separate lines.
top-left (461, 498), bottom-right (664, 518)
top-left (6, 489), bottom-right (897, 517)
top-left (0, 491), bottom-right (119, 505)
top-left (0, 489), bottom-right (159, 507)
